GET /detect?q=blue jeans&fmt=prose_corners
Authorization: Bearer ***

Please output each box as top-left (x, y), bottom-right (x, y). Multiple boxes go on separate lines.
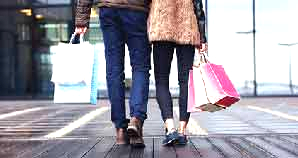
top-left (153, 41), bottom-right (195, 122)
top-left (99, 7), bottom-right (151, 128)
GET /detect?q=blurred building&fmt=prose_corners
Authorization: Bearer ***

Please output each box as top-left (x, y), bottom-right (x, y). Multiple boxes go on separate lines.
top-left (0, 0), bottom-right (297, 99)
top-left (0, 0), bottom-right (100, 98)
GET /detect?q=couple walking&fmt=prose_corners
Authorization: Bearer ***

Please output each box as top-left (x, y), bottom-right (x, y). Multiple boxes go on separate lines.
top-left (75, 0), bottom-right (207, 147)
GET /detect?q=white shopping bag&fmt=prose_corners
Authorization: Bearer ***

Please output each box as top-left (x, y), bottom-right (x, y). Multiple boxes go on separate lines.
top-left (51, 40), bottom-right (94, 84)
top-left (51, 34), bottom-right (98, 104)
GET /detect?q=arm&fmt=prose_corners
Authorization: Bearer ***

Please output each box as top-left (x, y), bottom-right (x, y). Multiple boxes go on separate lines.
top-left (194, 0), bottom-right (207, 44)
top-left (75, 0), bottom-right (93, 29)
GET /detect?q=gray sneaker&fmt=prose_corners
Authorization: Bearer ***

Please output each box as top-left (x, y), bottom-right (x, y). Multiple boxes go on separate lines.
top-left (162, 130), bottom-right (179, 146)
top-left (175, 134), bottom-right (188, 145)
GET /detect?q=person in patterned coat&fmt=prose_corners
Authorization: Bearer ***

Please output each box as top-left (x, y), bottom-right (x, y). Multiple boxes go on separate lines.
top-left (147, 0), bottom-right (208, 145)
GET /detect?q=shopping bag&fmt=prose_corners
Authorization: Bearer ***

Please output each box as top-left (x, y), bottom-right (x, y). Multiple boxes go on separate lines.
top-left (51, 35), bottom-right (94, 85)
top-left (187, 69), bottom-right (226, 112)
top-left (200, 62), bottom-right (240, 107)
top-left (90, 46), bottom-right (99, 105)
top-left (51, 34), bottom-right (98, 104)
top-left (187, 53), bottom-right (240, 112)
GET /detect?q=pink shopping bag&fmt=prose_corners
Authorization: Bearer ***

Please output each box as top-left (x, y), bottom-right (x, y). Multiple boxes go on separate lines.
top-left (187, 54), bottom-right (240, 112)
top-left (187, 70), bottom-right (202, 112)
top-left (199, 62), bottom-right (240, 107)
top-left (187, 69), bottom-right (227, 112)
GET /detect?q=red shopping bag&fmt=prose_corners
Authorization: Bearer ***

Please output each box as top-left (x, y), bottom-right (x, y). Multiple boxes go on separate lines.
top-left (187, 54), bottom-right (240, 112)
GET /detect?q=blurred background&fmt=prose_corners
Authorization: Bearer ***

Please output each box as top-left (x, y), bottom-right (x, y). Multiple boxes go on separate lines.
top-left (0, 0), bottom-right (297, 99)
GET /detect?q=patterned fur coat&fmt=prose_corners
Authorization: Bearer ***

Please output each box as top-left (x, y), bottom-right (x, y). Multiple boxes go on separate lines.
top-left (148, 0), bottom-right (201, 45)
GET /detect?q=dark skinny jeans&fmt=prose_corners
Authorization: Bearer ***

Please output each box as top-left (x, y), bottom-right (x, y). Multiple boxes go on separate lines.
top-left (153, 41), bottom-right (195, 122)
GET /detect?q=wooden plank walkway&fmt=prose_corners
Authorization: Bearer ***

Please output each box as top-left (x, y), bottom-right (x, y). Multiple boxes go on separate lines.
top-left (0, 98), bottom-right (298, 157)
top-left (1, 134), bottom-right (298, 158)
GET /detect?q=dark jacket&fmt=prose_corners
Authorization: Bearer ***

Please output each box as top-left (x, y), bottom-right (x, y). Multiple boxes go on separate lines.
top-left (193, 0), bottom-right (207, 43)
top-left (75, 0), bottom-right (149, 27)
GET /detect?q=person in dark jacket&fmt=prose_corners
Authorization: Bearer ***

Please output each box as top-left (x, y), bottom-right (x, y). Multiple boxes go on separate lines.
top-left (75, 0), bottom-right (151, 148)
top-left (147, 0), bottom-right (207, 145)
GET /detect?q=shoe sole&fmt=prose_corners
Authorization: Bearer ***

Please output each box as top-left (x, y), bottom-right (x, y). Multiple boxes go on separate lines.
top-left (162, 138), bottom-right (178, 146)
top-left (131, 143), bottom-right (146, 148)
top-left (175, 142), bottom-right (187, 145)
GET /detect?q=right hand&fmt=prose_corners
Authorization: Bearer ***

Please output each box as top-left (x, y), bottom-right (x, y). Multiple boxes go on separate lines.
top-left (75, 27), bottom-right (87, 35)
top-left (195, 42), bottom-right (208, 54)
top-left (199, 43), bottom-right (208, 53)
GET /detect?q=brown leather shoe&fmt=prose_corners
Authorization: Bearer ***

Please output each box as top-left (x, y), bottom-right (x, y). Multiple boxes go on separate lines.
top-left (116, 128), bottom-right (129, 145)
top-left (127, 117), bottom-right (145, 148)
top-left (127, 117), bottom-right (142, 137)
top-left (130, 132), bottom-right (145, 148)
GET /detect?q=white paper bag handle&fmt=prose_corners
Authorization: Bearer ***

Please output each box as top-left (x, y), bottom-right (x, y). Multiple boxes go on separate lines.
top-left (69, 33), bottom-right (84, 44)
top-left (193, 52), bottom-right (209, 67)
